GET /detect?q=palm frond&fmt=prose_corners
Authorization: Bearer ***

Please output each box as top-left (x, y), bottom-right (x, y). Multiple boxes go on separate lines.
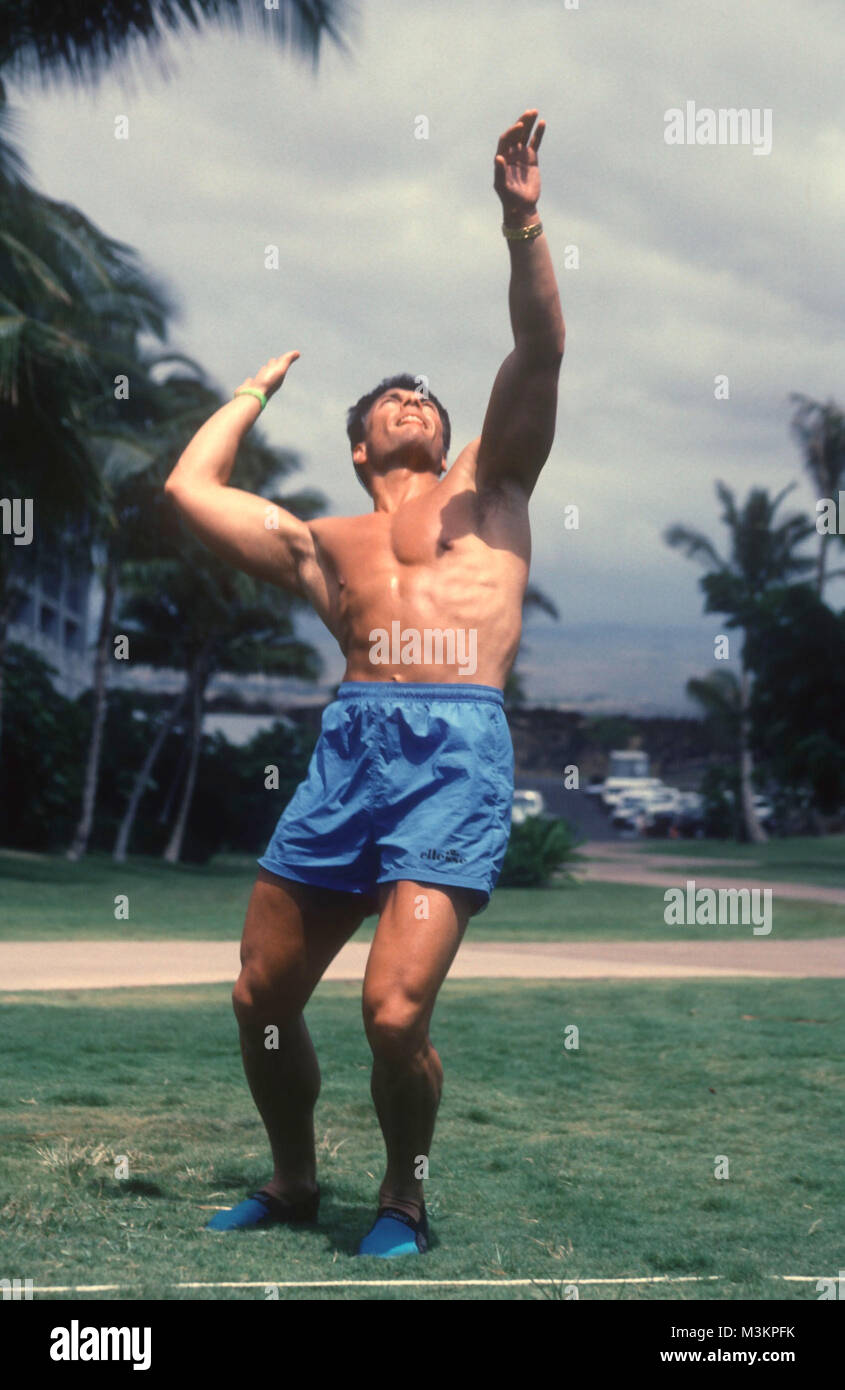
top-left (2, 0), bottom-right (352, 90)
top-left (789, 393), bottom-right (845, 497)
top-left (0, 88), bottom-right (31, 186)
top-left (686, 669), bottom-right (741, 719)
top-left (0, 314), bottom-right (95, 403)
top-left (663, 523), bottom-right (725, 570)
top-left (0, 230), bottom-right (74, 304)
top-left (714, 480), bottom-right (740, 531)
top-left (522, 583), bottom-right (559, 621)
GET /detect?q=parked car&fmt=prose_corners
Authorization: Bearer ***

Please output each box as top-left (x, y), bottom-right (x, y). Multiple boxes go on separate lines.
top-left (633, 785), bottom-right (680, 812)
top-left (674, 791), bottom-right (705, 838)
top-left (601, 777), bottom-right (665, 810)
top-left (511, 789), bottom-right (546, 825)
top-left (611, 793), bottom-right (652, 832)
top-left (722, 790), bottom-right (776, 825)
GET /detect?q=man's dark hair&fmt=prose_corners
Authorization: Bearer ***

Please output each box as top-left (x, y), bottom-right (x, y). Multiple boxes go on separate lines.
top-left (346, 374), bottom-right (451, 455)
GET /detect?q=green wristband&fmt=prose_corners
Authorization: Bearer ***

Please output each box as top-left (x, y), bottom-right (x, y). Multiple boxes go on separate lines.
top-left (234, 387), bottom-right (267, 411)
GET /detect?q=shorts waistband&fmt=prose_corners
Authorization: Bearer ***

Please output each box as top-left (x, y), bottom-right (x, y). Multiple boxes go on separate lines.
top-left (336, 681), bottom-right (504, 706)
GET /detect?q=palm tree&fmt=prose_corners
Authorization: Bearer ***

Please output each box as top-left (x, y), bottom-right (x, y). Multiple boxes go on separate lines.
top-left (789, 394), bottom-right (845, 596)
top-left (64, 359), bottom-right (328, 861)
top-left (63, 431), bottom-right (175, 862)
top-left (106, 367), bottom-right (328, 865)
top-left (118, 545), bottom-right (322, 862)
top-left (684, 669), bottom-right (743, 835)
top-left (685, 669), bottom-right (741, 747)
top-left (1, 1), bottom-right (349, 85)
top-left (113, 687), bottom-right (188, 862)
top-left (56, 337), bottom-right (194, 864)
top-left (664, 482), bottom-right (816, 843)
top-left (1, 0), bottom-right (350, 799)
top-left (0, 116), bottom-right (171, 754)
top-left (64, 360), bottom-right (227, 861)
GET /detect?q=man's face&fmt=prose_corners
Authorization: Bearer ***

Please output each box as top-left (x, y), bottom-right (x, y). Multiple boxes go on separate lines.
top-left (360, 388), bottom-right (446, 474)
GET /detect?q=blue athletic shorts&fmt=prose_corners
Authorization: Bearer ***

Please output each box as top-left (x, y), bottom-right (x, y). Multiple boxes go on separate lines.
top-left (258, 681), bottom-right (514, 911)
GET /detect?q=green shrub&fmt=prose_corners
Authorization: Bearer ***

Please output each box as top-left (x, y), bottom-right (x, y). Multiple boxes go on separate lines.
top-left (0, 644), bottom-right (87, 849)
top-left (498, 815), bottom-right (579, 887)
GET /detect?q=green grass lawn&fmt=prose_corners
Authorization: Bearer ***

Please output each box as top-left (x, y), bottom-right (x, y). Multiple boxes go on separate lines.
top-left (1, 980), bottom-right (842, 1301)
top-left (1, 847), bottom-right (843, 941)
top-left (621, 834), bottom-right (845, 889)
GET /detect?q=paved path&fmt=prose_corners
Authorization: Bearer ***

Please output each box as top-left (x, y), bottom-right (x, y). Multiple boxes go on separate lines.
top-left (572, 843), bottom-right (845, 907)
top-left (1, 937), bottom-right (844, 991)
top-left (2, 845), bottom-right (841, 990)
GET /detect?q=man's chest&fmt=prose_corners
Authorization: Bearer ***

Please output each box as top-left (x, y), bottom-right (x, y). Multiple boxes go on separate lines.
top-left (309, 478), bottom-right (530, 630)
top-left (322, 489), bottom-right (489, 579)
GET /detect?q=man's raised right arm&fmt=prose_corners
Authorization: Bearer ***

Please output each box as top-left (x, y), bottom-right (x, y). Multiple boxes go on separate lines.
top-left (164, 352), bottom-right (317, 596)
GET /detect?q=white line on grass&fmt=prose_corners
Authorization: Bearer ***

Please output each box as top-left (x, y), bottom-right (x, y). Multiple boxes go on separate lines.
top-left (31, 1274), bottom-right (820, 1293)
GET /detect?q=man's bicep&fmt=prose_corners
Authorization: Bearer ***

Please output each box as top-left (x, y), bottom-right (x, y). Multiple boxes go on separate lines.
top-left (476, 344), bottom-right (562, 496)
top-left (167, 483), bottom-right (309, 592)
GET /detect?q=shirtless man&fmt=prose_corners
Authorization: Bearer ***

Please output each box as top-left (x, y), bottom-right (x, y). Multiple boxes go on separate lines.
top-left (165, 109), bottom-right (564, 1257)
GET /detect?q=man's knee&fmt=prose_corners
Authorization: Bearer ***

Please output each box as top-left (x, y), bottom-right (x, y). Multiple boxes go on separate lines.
top-left (232, 966), bottom-right (300, 1027)
top-left (363, 989), bottom-right (429, 1060)
top-left (232, 970), bottom-right (261, 1025)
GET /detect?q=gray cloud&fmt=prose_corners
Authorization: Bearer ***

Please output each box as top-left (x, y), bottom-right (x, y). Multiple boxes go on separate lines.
top-left (9, 0), bottom-right (843, 709)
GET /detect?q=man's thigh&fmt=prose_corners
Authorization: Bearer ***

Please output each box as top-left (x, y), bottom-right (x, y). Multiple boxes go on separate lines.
top-left (363, 880), bottom-right (483, 1026)
top-left (238, 869), bottom-right (377, 1012)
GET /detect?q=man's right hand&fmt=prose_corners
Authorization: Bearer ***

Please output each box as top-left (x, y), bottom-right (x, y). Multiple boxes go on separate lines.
top-left (165, 346), bottom-right (324, 600)
top-left (236, 349), bottom-right (301, 404)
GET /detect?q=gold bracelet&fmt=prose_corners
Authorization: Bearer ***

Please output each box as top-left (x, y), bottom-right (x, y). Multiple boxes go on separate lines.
top-left (502, 220), bottom-right (543, 241)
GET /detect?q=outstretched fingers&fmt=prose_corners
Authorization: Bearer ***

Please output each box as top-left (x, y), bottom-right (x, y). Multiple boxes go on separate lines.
top-left (497, 109), bottom-right (542, 156)
top-left (516, 109), bottom-right (539, 144)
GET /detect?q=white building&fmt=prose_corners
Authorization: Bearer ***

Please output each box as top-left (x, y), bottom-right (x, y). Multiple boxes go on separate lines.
top-left (7, 544), bottom-right (94, 698)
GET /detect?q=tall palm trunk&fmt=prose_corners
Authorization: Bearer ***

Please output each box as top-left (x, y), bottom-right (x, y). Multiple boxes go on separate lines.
top-left (163, 651), bottom-right (210, 864)
top-left (113, 685), bottom-right (187, 862)
top-left (0, 586), bottom-right (13, 758)
top-left (738, 662), bottom-right (767, 844)
top-left (816, 529), bottom-right (828, 597)
top-left (158, 736), bottom-right (189, 825)
top-left (67, 554), bottom-right (118, 861)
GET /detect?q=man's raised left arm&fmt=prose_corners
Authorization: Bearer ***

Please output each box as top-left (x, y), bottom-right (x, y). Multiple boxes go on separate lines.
top-left (475, 109), bottom-right (565, 498)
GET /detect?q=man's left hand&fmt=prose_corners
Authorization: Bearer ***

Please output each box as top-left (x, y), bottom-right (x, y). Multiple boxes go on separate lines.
top-left (494, 108), bottom-right (545, 217)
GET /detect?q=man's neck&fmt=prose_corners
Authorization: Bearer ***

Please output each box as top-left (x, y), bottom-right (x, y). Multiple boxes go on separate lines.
top-left (369, 466), bottom-right (443, 514)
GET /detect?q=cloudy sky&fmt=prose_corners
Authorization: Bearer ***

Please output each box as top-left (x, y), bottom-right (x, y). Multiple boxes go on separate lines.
top-left (8, 0), bottom-right (844, 711)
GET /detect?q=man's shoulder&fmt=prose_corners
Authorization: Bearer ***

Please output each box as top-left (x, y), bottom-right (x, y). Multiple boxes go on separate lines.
top-left (307, 512), bottom-right (374, 538)
top-left (446, 437), bottom-right (481, 480)
top-left (306, 512), bottom-right (378, 558)
top-left (446, 439), bottom-right (532, 516)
